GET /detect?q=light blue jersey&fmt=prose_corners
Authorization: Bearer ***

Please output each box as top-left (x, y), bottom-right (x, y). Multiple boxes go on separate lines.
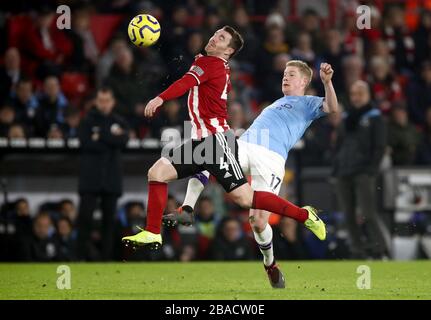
top-left (240, 95), bottom-right (326, 160)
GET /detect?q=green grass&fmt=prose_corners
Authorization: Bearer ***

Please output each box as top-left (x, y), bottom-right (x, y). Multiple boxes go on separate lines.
top-left (1, 261), bottom-right (430, 300)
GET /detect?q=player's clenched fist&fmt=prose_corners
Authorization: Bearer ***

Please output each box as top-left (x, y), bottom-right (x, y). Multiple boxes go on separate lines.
top-left (144, 96), bottom-right (164, 118)
top-left (320, 63), bottom-right (334, 84)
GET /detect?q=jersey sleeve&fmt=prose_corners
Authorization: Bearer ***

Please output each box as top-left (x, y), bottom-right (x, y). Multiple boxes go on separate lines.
top-left (307, 96), bottom-right (326, 120)
top-left (186, 56), bottom-right (215, 85)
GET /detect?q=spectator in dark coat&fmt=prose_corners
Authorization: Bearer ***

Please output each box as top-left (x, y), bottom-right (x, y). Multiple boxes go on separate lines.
top-left (0, 198), bottom-right (32, 261)
top-left (65, 6), bottom-right (99, 73)
top-left (211, 217), bottom-right (253, 261)
top-left (318, 29), bottom-right (346, 97)
top-left (55, 217), bottom-right (77, 261)
top-left (168, 30), bottom-right (204, 82)
top-left (416, 107), bottom-right (431, 165)
top-left (58, 199), bottom-right (78, 223)
top-left (0, 47), bottom-right (23, 102)
top-left (260, 53), bottom-right (290, 103)
top-left (382, 5), bottom-right (415, 73)
top-left (8, 78), bottom-right (39, 127)
top-left (22, 6), bottom-right (73, 78)
top-left (413, 10), bottom-right (431, 67)
top-left (302, 107), bottom-right (343, 166)
top-left (34, 76), bottom-right (69, 137)
top-left (77, 87), bottom-right (129, 261)
top-left (194, 196), bottom-right (222, 259)
top-left (115, 201), bottom-right (146, 261)
top-left (387, 102), bottom-right (420, 165)
top-left (272, 217), bottom-right (308, 260)
top-left (8, 123), bottom-right (27, 139)
top-left (0, 104), bottom-right (16, 137)
top-left (255, 26), bottom-right (289, 101)
top-left (21, 212), bottom-right (58, 262)
top-left (231, 6), bottom-right (259, 69)
top-left (60, 106), bottom-right (81, 139)
top-left (150, 99), bottom-right (185, 140)
top-left (333, 80), bottom-right (389, 259)
top-left (104, 47), bottom-right (147, 126)
top-left (407, 60), bottom-right (431, 126)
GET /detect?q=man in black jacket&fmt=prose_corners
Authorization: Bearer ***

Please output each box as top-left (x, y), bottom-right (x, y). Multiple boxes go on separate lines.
top-left (333, 80), bottom-right (389, 259)
top-left (77, 87), bottom-right (129, 260)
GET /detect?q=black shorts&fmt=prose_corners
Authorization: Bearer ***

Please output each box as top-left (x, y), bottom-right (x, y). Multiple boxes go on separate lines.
top-left (166, 130), bottom-right (247, 192)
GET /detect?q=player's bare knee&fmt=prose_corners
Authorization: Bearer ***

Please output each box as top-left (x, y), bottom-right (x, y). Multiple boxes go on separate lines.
top-left (229, 184), bottom-right (254, 208)
top-left (232, 193), bottom-right (252, 209)
top-left (148, 164), bottom-right (164, 182)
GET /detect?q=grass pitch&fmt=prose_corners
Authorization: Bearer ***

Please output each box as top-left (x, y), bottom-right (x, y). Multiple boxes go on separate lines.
top-left (1, 261), bottom-right (430, 300)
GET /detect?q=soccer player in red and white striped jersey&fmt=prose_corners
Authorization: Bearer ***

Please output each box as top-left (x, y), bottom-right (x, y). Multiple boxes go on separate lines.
top-left (148, 32), bottom-right (233, 139)
top-left (122, 26), bottom-right (326, 255)
top-left (182, 52), bottom-right (231, 139)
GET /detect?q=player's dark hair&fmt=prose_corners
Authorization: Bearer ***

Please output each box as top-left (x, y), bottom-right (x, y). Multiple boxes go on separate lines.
top-left (223, 25), bottom-right (244, 58)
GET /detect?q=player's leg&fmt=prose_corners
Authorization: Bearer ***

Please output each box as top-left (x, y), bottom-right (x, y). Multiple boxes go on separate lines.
top-left (250, 209), bottom-right (285, 288)
top-left (163, 138), bottom-right (251, 227)
top-left (249, 209), bottom-right (273, 265)
top-left (246, 147), bottom-right (287, 287)
top-left (144, 157), bottom-right (178, 234)
top-left (122, 157), bottom-right (178, 249)
top-left (122, 139), bottom-right (200, 249)
top-left (228, 183), bottom-right (326, 240)
top-left (163, 171), bottom-right (210, 226)
top-left (204, 131), bottom-right (325, 240)
top-left (183, 171), bottom-right (210, 208)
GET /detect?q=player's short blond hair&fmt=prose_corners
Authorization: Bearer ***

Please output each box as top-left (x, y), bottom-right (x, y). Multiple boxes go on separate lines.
top-left (285, 60), bottom-right (313, 87)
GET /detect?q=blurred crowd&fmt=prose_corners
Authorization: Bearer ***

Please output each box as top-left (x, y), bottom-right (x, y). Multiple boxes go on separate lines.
top-left (2, 0), bottom-right (431, 262)
top-left (0, 0), bottom-right (430, 166)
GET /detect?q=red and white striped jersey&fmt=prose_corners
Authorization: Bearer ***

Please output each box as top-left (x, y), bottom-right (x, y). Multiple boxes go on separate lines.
top-left (186, 54), bottom-right (231, 139)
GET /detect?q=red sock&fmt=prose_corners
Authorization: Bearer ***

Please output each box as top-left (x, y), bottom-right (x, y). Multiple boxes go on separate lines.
top-left (252, 191), bottom-right (308, 223)
top-left (145, 181), bottom-right (168, 234)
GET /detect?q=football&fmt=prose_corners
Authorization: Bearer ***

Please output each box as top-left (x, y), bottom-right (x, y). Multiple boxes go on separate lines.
top-left (128, 14), bottom-right (161, 47)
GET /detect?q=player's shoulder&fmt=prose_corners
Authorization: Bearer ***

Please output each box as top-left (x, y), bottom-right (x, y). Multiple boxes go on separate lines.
top-left (302, 95), bottom-right (320, 100)
top-left (302, 95), bottom-right (324, 105)
top-left (272, 95), bottom-right (307, 106)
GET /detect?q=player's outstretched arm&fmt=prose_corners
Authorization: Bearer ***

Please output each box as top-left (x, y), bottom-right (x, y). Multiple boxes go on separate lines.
top-left (320, 62), bottom-right (339, 114)
top-left (144, 74), bottom-right (198, 118)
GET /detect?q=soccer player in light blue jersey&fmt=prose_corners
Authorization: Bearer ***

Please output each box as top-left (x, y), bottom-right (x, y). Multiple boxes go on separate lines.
top-left (163, 60), bottom-right (339, 288)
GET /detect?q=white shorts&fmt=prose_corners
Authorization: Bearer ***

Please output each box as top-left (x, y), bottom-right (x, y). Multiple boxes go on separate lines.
top-left (237, 140), bottom-right (286, 195)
